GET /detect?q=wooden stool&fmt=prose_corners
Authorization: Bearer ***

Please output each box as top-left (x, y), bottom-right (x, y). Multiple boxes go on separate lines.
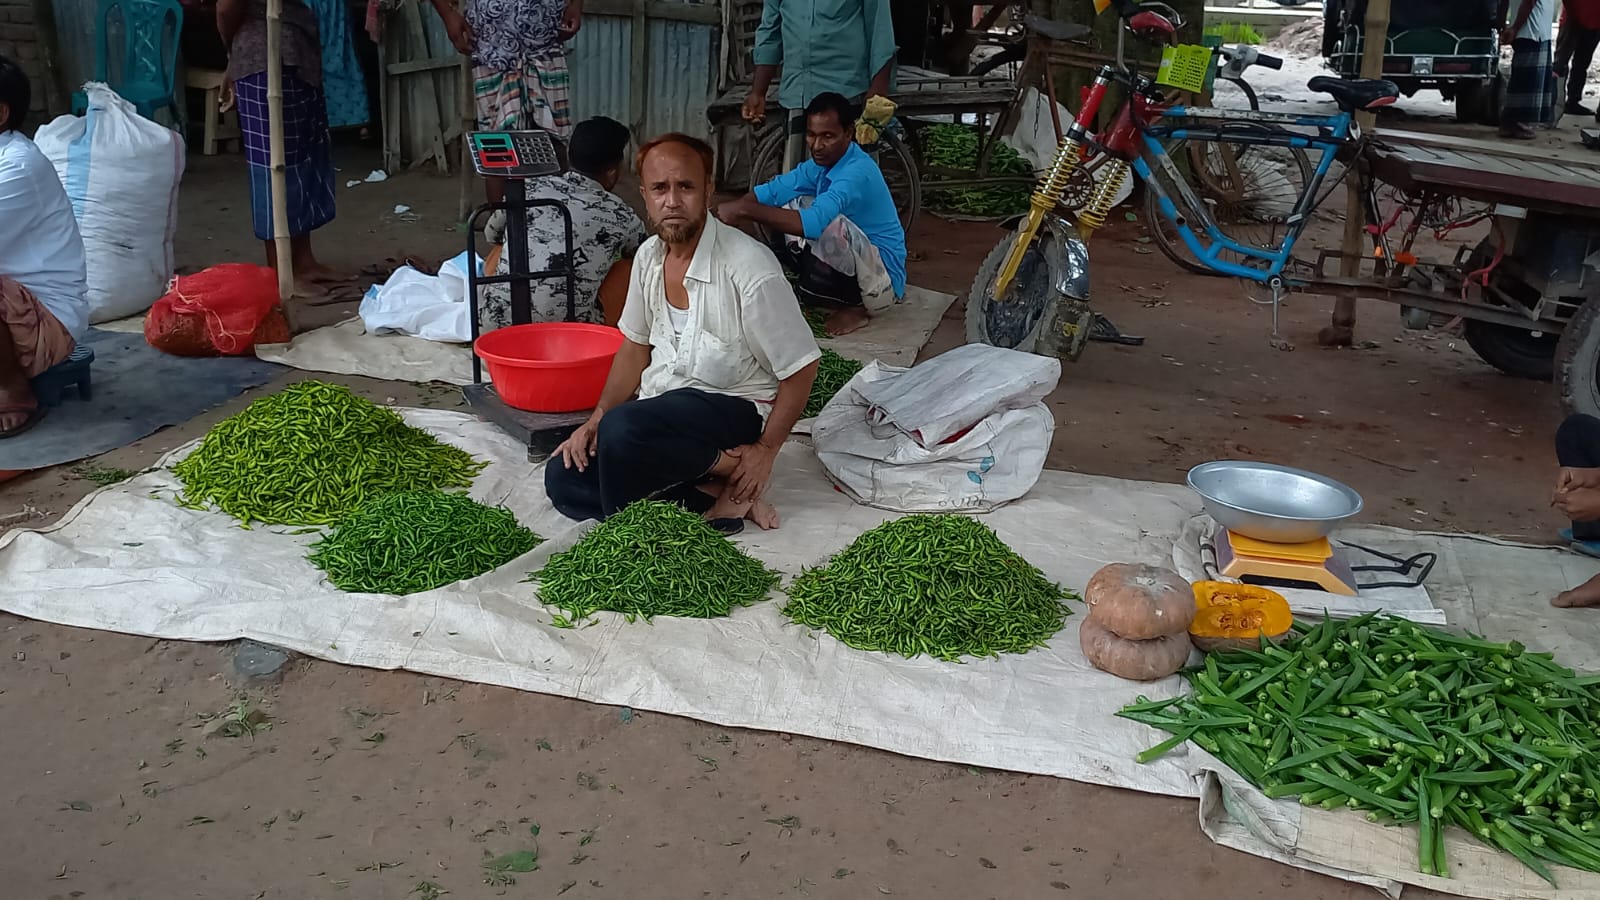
top-left (185, 68), bottom-right (239, 155)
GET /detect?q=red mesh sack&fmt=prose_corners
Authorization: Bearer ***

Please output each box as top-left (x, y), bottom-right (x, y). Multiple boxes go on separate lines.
top-left (145, 264), bottom-right (286, 357)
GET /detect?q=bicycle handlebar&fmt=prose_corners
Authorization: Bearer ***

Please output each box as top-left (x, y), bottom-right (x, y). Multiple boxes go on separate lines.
top-left (1256, 52), bottom-right (1284, 70)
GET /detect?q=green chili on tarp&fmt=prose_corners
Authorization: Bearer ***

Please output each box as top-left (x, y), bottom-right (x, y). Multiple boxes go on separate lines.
top-left (804, 350), bottom-right (864, 418)
top-left (530, 500), bottom-right (780, 626)
top-left (308, 490), bottom-right (541, 595)
top-left (782, 514), bottom-right (1075, 662)
top-left (173, 381), bottom-right (486, 526)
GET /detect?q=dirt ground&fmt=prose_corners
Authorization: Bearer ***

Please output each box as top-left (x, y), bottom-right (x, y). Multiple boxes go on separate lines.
top-left (0, 107), bottom-right (1585, 898)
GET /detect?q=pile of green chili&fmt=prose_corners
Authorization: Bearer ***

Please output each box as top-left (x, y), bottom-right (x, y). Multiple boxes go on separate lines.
top-left (921, 123), bottom-right (1033, 219)
top-left (1120, 613), bottom-right (1600, 885)
top-left (783, 514), bottom-right (1074, 661)
top-left (531, 500), bottom-right (780, 626)
top-left (307, 490), bottom-right (541, 595)
top-left (804, 350), bottom-right (864, 418)
top-left (172, 381), bottom-right (486, 526)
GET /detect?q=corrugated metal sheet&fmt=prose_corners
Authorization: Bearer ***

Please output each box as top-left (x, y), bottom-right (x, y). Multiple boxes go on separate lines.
top-left (568, 1), bottom-right (720, 140)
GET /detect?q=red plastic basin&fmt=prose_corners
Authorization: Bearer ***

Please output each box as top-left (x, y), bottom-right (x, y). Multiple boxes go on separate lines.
top-left (474, 323), bottom-right (624, 413)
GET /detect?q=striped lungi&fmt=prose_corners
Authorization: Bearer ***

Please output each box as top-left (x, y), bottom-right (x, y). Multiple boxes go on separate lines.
top-left (473, 54), bottom-right (572, 139)
top-left (236, 68), bottom-right (337, 241)
top-left (1503, 38), bottom-right (1555, 128)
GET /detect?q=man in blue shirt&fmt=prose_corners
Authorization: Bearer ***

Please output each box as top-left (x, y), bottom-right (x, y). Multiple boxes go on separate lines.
top-left (741, 0), bottom-right (896, 171)
top-left (716, 93), bottom-right (906, 336)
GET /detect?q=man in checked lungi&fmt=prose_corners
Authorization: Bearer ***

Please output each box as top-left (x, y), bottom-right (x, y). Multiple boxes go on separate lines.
top-left (218, 0), bottom-right (343, 291)
top-left (430, 0), bottom-right (582, 208)
top-left (1501, 0), bottom-right (1561, 139)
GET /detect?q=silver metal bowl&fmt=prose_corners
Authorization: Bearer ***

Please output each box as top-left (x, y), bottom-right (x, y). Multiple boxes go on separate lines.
top-left (1186, 461), bottom-right (1364, 544)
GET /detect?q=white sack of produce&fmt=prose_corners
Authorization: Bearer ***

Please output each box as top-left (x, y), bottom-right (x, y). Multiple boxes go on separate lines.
top-left (358, 251), bottom-right (481, 343)
top-left (813, 357), bottom-right (1055, 512)
top-left (852, 342), bottom-right (1060, 447)
top-left (36, 83), bottom-right (184, 324)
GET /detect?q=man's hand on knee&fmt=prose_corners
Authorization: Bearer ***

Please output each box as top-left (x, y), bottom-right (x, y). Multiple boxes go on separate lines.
top-left (554, 414), bottom-right (603, 471)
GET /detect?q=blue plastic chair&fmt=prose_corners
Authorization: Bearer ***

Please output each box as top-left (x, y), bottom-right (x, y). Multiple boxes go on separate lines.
top-left (70, 0), bottom-right (184, 127)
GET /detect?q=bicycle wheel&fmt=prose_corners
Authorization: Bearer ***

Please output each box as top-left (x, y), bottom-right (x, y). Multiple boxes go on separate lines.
top-left (1144, 132), bottom-right (1313, 279)
top-left (749, 127), bottom-right (921, 236)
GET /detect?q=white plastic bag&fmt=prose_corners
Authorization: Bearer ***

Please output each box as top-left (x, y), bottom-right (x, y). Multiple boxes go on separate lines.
top-left (358, 252), bottom-right (480, 343)
top-left (852, 343), bottom-right (1060, 448)
top-left (35, 83), bottom-right (184, 324)
top-left (813, 358), bottom-right (1057, 513)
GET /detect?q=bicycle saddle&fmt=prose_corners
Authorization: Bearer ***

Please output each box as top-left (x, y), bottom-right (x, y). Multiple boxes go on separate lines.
top-left (1023, 14), bottom-right (1093, 43)
top-left (1307, 76), bottom-right (1401, 112)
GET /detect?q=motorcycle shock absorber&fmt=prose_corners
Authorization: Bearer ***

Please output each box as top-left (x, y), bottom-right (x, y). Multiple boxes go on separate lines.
top-left (992, 135), bottom-right (1085, 302)
top-left (991, 67), bottom-right (1115, 303)
top-left (1074, 158), bottom-right (1130, 239)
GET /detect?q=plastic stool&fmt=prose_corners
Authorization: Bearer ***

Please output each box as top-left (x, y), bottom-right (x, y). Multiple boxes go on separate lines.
top-left (30, 345), bottom-right (95, 407)
top-left (186, 68), bottom-right (239, 155)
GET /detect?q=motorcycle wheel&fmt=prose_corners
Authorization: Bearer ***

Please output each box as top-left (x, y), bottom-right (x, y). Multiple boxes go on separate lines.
top-left (966, 231), bottom-right (1058, 353)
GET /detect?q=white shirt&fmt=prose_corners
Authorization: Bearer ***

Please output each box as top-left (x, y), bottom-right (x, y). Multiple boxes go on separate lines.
top-left (0, 131), bottom-right (88, 340)
top-left (1518, 0), bottom-right (1559, 41)
top-left (618, 215), bottom-right (822, 418)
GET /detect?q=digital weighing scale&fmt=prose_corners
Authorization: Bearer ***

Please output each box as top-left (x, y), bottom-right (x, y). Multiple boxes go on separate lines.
top-left (461, 129), bottom-right (589, 461)
top-left (1214, 529), bottom-right (1359, 596)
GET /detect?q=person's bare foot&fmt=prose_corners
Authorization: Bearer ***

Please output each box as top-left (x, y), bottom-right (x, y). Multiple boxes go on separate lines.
top-left (745, 499), bottom-right (780, 530)
top-left (1554, 573), bottom-right (1600, 608)
top-left (298, 262), bottom-right (351, 285)
top-left (703, 495), bottom-right (752, 523)
top-left (826, 306), bottom-right (870, 336)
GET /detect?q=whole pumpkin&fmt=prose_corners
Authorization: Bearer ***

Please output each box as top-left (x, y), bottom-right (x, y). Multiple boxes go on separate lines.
top-left (1084, 563), bottom-right (1195, 640)
top-left (1079, 616), bottom-right (1192, 681)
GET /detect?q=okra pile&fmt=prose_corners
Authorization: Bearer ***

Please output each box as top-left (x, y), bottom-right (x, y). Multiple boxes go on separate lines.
top-left (531, 500), bottom-right (780, 626)
top-left (308, 491), bottom-right (541, 595)
top-left (804, 350), bottom-right (864, 418)
top-left (921, 123), bottom-right (1033, 218)
top-left (783, 514), bottom-right (1074, 661)
top-left (1120, 613), bottom-right (1600, 885)
top-left (173, 381), bottom-right (486, 526)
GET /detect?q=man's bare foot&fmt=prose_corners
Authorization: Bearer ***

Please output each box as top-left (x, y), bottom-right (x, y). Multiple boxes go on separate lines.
top-left (297, 262), bottom-right (351, 285)
top-left (745, 499), bottom-right (780, 530)
top-left (703, 495), bottom-right (752, 523)
top-left (826, 306), bottom-right (870, 336)
top-left (1555, 574), bottom-right (1600, 608)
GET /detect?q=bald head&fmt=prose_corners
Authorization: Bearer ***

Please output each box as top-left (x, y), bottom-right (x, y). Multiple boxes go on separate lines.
top-left (638, 135), bottom-right (714, 246)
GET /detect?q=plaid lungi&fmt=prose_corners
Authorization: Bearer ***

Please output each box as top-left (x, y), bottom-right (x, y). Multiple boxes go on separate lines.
top-left (473, 55), bottom-right (572, 139)
top-left (237, 68), bottom-right (337, 241)
top-left (1504, 38), bottom-right (1556, 128)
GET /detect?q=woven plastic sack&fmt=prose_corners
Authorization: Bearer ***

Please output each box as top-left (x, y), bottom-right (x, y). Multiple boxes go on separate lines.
top-left (35, 83), bottom-right (185, 324)
top-left (144, 264), bottom-right (288, 357)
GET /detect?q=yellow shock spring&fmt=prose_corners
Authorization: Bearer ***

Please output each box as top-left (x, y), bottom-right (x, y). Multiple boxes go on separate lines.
top-left (1075, 158), bottom-right (1130, 239)
top-left (993, 137), bottom-right (1085, 301)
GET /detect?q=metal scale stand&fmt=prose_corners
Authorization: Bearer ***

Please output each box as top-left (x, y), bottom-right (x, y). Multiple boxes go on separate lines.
top-left (462, 130), bottom-right (587, 462)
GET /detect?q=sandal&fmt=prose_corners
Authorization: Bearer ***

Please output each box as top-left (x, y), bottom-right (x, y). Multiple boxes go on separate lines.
top-left (706, 517), bottom-right (745, 537)
top-left (0, 405), bottom-right (46, 439)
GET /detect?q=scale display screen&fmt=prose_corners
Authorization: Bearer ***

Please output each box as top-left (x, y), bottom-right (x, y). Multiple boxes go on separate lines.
top-left (468, 131), bottom-right (562, 178)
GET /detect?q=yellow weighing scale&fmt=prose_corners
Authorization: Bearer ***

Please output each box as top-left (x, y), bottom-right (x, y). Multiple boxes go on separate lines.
top-left (1215, 530), bottom-right (1359, 596)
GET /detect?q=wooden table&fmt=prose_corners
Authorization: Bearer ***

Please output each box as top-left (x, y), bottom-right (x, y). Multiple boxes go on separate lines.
top-left (705, 68), bottom-right (1017, 129)
top-left (1366, 128), bottom-right (1600, 219)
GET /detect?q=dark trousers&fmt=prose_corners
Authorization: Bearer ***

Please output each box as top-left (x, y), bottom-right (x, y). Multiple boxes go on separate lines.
top-left (544, 387), bottom-right (764, 522)
top-left (1557, 413), bottom-right (1600, 540)
top-left (771, 238), bottom-right (864, 308)
top-left (1556, 24), bottom-right (1600, 107)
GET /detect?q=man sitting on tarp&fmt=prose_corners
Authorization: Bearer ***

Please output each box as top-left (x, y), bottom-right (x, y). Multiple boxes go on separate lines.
top-left (715, 92), bottom-right (906, 337)
top-left (1551, 413), bottom-right (1600, 606)
top-left (0, 58), bottom-right (87, 439)
top-left (545, 134), bottom-right (820, 535)
top-left (478, 116), bottom-right (646, 328)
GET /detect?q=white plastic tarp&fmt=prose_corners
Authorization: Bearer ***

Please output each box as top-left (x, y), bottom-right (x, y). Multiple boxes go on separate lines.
top-left (4, 409), bottom-right (1600, 899)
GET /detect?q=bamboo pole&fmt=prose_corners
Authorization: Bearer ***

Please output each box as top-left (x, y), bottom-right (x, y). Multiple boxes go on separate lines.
top-left (1324, 0), bottom-right (1389, 346)
top-left (266, 0), bottom-right (295, 301)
